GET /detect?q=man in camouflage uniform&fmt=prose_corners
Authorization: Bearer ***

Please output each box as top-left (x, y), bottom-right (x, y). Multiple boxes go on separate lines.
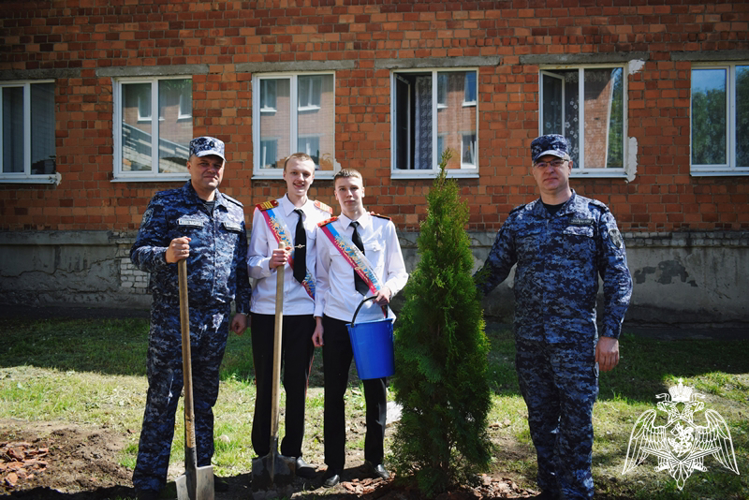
top-left (130, 136), bottom-right (251, 500)
top-left (476, 135), bottom-right (632, 500)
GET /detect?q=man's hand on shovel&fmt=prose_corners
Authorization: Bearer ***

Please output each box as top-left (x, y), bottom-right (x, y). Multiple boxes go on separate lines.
top-left (166, 237), bottom-right (192, 263)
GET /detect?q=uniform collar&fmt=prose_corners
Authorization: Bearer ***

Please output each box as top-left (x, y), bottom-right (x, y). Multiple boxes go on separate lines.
top-left (280, 194), bottom-right (311, 217)
top-left (531, 190), bottom-right (578, 218)
top-left (182, 180), bottom-right (228, 210)
top-left (339, 211), bottom-right (371, 230)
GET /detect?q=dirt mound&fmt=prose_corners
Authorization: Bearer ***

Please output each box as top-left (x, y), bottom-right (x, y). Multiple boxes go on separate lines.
top-left (0, 420), bottom-right (133, 499)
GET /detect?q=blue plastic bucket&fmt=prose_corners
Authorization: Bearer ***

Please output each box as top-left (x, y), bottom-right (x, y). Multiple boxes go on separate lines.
top-left (347, 297), bottom-right (395, 380)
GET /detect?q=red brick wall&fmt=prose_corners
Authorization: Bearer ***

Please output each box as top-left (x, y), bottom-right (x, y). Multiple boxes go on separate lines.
top-left (1, 0), bottom-right (748, 232)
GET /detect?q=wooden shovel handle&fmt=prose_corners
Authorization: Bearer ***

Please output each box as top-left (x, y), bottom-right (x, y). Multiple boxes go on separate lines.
top-left (178, 259), bottom-right (198, 455)
top-left (270, 242), bottom-right (284, 439)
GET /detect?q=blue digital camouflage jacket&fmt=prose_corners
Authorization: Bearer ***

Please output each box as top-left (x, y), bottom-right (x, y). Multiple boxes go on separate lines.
top-left (479, 191), bottom-right (632, 343)
top-left (131, 181), bottom-right (251, 313)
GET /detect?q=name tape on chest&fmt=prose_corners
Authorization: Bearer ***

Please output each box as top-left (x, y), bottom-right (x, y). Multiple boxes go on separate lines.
top-left (569, 218), bottom-right (594, 227)
top-left (178, 217), bottom-right (204, 228)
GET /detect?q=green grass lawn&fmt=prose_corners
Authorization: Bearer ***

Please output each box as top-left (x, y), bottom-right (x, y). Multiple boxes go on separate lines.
top-left (1, 316), bottom-right (747, 499)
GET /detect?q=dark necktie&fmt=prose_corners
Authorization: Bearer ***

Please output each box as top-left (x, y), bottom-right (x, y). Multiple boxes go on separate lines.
top-left (293, 209), bottom-right (306, 284)
top-left (350, 221), bottom-right (368, 295)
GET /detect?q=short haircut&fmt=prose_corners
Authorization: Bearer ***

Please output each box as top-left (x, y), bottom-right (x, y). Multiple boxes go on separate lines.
top-left (283, 152), bottom-right (314, 171)
top-left (333, 168), bottom-right (363, 184)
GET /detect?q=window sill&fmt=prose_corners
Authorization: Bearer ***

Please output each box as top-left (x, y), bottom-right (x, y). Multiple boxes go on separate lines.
top-left (690, 169), bottom-right (749, 177)
top-left (391, 169), bottom-right (479, 180)
top-left (0, 174), bottom-right (59, 185)
top-left (252, 171), bottom-right (337, 181)
top-left (570, 170), bottom-right (630, 179)
top-left (111, 175), bottom-right (189, 183)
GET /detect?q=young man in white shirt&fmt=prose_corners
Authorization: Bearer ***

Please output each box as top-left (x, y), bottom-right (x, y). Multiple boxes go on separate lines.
top-left (313, 168), bottom-right (409, 487)
top-left (247, 152), bottom-right (332, 477)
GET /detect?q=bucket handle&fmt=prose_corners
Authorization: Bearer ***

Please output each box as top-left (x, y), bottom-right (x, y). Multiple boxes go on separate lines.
top-left (351, 296), bottom-right (387, 326)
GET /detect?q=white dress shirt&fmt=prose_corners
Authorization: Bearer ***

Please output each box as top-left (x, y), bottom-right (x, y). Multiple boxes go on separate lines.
top-left (315, 211), bottom-right (409, 323)
top-left (248, 195), bottom-right (331, 315)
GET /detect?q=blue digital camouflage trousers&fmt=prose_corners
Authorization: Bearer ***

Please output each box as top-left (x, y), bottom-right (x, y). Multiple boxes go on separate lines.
top-left (132, 300), bottom-right (231, 493)
top-left (515, 337), bottom-right (598, 500)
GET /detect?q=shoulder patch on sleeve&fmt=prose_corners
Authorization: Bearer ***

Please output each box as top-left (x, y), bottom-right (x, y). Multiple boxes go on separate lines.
top-left (370, 212), bottom-right (391, 220)
top-left (255, 199), bottom-right (279, 211)
top-left (607, 228), bottom-right (624, 249)
top-left (222, 193), bottom-right (244, 208)
top-left (313, 199), bottom-right (333, 214)
top-left (318, 216), bottom-right (338, 227)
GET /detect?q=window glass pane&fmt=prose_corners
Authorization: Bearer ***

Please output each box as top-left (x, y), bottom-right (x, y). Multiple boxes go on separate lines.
top-left (463, 72), bottom-right (477, 104)
top-left (259, 79), bottom-right (289, 169)
top-left (297, 75), bottom-right (334, 170)
top-left (394, 74), bottom-right (413, 170)
top-left (261, 139), bottom-right (277, 168)
top-left (691, 68), bottom-right (727, 165)
top-left (606, 68), bottom-right (625, 168)
top-left (560, 70), bottom-right (580, 166)
top-left (437, 71), bottom-right (475, 169)
top-left (2, 87), bottom-right (24, 173)
top-left (157, 79), bottom-right (191, 174)
top-left (30, 83), bottom-right (56, 175)
top-left (584, 68), bottom-right (623, 169)
top-left (437, 134), bottom-right (446, 158)
top-left (437, 74), bottom-right (447, 107)
top-left (261, 80), bottom-right (277, 111)
top-left (736, 65), bottom-right (749, 168)
top-left (542, 73), bottom-right (564, 135)
top-left (462, 133), bottom-right (476, 166)
top-left (298, 76), bottom-right (322, 109)
top-left (122, 83), bottom-right (152, 172)
top-left (298, 136), bottom-right (320, 165)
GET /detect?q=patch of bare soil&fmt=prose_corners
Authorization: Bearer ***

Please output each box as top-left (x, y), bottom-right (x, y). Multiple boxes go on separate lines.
top-left (0, 418), bottom-right (539, 500)
top-left (0, 419), bottom-right (133, 499)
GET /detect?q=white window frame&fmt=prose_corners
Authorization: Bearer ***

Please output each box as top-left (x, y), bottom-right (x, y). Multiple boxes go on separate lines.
top-left (690, 62), bottom-right (749, 176)
top-left (539, 64), bottom-right (630, 179)
top-left (252, 72), bottom-right (336, 179)
top-left (391, 68), bottom-right (479, 179)
top-left (0, 80), bottom-right (58, 185)
top-left (112, 76), bottom-right (192, 182)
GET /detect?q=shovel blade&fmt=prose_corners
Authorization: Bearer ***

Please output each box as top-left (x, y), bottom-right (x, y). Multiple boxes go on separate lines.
top-left (176, 464), bottom-right (214, 500)
top-left (251, 451), bottom-right (296, 492)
